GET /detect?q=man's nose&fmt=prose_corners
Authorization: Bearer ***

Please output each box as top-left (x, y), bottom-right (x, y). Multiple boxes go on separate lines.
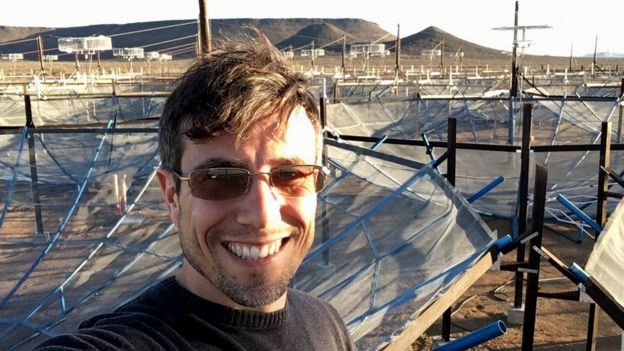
top-left (235, 175), bottom-right (282, 229)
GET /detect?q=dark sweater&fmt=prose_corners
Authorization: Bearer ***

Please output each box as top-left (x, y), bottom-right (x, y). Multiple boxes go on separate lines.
top-left (34, 277), bottom-right (355, 350)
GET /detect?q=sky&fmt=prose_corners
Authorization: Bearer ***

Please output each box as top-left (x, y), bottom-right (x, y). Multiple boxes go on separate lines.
top-left (0, 0), bottom-right (622, 57)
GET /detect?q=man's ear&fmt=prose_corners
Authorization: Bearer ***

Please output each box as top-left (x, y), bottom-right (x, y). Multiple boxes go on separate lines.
top-left (156, 168), bottom-right (180, 226)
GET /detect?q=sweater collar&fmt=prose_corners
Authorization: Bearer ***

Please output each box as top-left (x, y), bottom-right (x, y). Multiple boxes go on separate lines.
top-left (160, 276), bottom-right (287, 329)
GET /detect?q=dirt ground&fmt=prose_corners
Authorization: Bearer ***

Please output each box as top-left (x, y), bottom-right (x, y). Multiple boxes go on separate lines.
top-left (410, 216), bottom-right (622, 351)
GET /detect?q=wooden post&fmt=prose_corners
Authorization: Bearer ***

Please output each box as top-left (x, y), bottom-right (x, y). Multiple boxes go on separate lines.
top-left (37, 36), bottom-right (44, 73)
top-left (510, 0), bottom-right (519, 98)
top-left (440, 39), bottom-right (444, 69)
top-left (395, 24), bottom-right (401, 77)
top-left (198, 0), bottom-right (212, 54)
top-left (341, 35), bottom-right (346, 78)
top-left (311, 41), bottom-right (315, 70)
top-left (74, 52), bottom-right (80, 72)
top-left (592, 35), bottom-right (598, 72)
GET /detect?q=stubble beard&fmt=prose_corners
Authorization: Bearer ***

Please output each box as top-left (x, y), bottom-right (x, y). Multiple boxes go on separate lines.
top-left (180, 223), bottom-right (304, 308)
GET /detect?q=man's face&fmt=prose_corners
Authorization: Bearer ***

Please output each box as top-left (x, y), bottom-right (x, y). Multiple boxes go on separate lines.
top-left (157, 107), bottom-right (319, 312)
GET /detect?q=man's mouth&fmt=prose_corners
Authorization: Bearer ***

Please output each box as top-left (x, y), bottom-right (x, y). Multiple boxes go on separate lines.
top-left (225, 238), bottom-right (284, 260)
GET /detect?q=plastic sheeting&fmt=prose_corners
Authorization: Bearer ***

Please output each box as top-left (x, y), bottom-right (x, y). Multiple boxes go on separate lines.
top-left (0, 125), bottom-right (497, 350)
top-left (585, 197), bottom-right (624, 308)
top-left (1, 77), bottom-right (621, 349)
top-left (296, 142), bottom-right (497, 350)
top-left (325, 96), bottom-right (624, 226)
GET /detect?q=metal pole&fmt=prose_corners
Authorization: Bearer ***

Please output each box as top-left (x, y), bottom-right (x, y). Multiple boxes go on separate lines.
top-left (198, 0), bottom-right (212, 54)
top-left (514, 103), bottom-right (532, 308)
top-left (24, 95), bottom-right (46, 240)
top-left (596, 121), bottom-right (611, 235)
top-left (441, 117), bottom-right (457, 342)
top-left (581, 121), bottom-right (608, 350)
top-left (320, 96), bottom-right (330, 267)
top-left (618, 78), bottom-right (624, 143)
top-left (521, 163), bottom-right (548, 351)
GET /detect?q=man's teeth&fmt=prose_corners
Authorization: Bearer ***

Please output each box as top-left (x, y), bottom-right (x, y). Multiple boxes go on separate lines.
top-left (227, 239), bottom-right (282, 260)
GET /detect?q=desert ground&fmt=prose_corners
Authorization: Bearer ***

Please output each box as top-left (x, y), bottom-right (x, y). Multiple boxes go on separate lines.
top-left (416, 217), bottom-right (622, 350)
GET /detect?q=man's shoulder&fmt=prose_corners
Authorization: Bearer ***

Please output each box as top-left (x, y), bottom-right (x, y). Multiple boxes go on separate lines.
top-left (33, 278), bottom-right (186, 350)
top-left (286, 289), bottom-right (356, 350)
top-left (287, 288), bottom-right (338, 314)
top-left (32, 310), bottom-right (190, 350)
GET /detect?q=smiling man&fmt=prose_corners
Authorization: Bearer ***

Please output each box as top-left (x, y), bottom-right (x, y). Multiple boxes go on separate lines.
top-left (34, 33), bottom-right (354, 351)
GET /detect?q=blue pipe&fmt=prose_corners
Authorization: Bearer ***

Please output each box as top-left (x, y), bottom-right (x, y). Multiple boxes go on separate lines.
top-left (555, 194), bottom-right (602, 234)
top-left (569, 262), bottom-right (589, 284)
top-left (371, 135), bottom-right (388, 150)
top-left (495, 234), bottom-right (514, 252)
top-left (467, 176), bottom-right (505, 203)
top-left (436, 320), bottom-right (507, 351)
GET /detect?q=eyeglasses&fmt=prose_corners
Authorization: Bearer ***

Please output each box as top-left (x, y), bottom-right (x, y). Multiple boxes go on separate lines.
top-left (173, 165), bottom-right (328, 201)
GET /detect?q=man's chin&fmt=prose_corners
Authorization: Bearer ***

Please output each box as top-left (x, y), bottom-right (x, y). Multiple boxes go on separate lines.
top-left (225, 284), bottom-right (287, 309)
top-left (217, 272), bottom-right (291, 308)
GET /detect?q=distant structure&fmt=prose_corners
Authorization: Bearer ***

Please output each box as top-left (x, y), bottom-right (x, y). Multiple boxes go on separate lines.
top-left (350, 43), bottom-right (389, 58)
top-left (301, 48), bottom-right (325, 57)
top-left (113, 48), bottom-right (145, 72)
top-left (144, 51), bottom-right (161, 61)
top-left (420, 49), bottom-right (442, 58)
top-left (158, 54), bottom-right (172, 61)
top-left (143, 51), bottom-right (171, 74)
top-left (113, 47), bottom-right (145, 60)
top-left (57, 36), bottom-right (112, 58)
top-left (57, 36), bottom-right (112, 73)
top-left (0, 53), bottom-right (24, 61)
top-left (492, 24), bottom-right (552, 53)
top-left (143, 51), bottom-right (172, 61)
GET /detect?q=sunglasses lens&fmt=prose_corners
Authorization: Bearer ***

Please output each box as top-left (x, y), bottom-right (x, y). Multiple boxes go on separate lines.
top-left (271, 166), bottom-right (325, 197)
top-left (190, 168), bottom-right (249, 200)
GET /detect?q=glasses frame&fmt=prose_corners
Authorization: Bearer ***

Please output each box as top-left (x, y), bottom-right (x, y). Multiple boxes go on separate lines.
top-left (172, 164), bottom-right (329, 201)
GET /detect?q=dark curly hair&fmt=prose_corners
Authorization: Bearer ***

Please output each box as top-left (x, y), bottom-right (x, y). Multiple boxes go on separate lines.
top-left (159, 30), bottom-right (321, 175)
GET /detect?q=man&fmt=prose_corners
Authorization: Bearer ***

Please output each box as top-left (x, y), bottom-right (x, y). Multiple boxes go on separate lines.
top-left (34, 33), bottom-right (354, 350)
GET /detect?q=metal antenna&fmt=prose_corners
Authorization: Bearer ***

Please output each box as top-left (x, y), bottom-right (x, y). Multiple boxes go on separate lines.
top-left (492, 0), bottom-right (552, 97)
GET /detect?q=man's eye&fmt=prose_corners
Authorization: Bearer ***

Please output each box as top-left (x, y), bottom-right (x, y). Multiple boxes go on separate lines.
top-left (274, 169), bottom-right (306, 183)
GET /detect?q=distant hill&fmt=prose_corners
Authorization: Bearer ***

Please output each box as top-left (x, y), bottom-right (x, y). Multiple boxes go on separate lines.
top-left (276, 23), bottom-right (354, 51)
top-left (0, 18), bottom-right (395, 61)
top-left (0, 20), bottom-right (511, 61)
top-left (392, 26), bottom-right (508, 59)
